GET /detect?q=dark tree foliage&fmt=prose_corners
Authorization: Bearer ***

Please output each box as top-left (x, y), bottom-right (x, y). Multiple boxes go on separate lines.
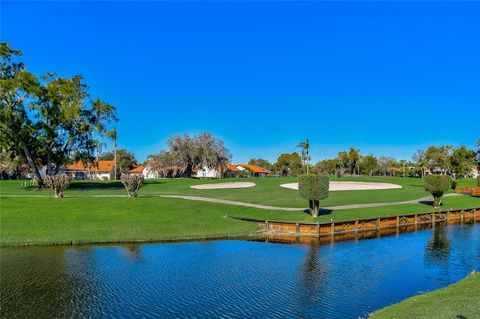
top-left (0, 42), bottom-right (117, 187)
top-left (298, 174), bottom-right (329, 217)
top-left (424, 174), bottom-right (451, 208)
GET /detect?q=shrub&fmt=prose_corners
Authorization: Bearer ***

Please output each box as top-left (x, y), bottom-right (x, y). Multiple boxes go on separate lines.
top-left (424, 174), bottom-right (450, 208)
top-left (450, 180), bottom-right (457, 190)
top-left (121, 174), bottom-right (144, 197)
top-left (298, 174), bottom-right (329, 217)
top-left (43, 174), bottom-right (71, 198)
top-left (477, 176), bottom-right (480, 187)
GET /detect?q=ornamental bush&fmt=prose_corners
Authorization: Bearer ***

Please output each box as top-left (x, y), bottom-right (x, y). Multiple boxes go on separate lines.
top-left (298, 174), bottom-right (329, 217)
top-left (43, 174), bottom-right (71, 198)
top-left (121, 174), bottom-right (144, 197)
top-left (424, 174), bottom-right (450, 208)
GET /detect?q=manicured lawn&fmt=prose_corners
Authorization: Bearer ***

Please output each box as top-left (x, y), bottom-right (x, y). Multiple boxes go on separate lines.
top-left (232, 195), bottom-right (480, 223)
top-left (1, 176), bottom-right (477, 207)
top-left (1, 191), bottom-right (478, 246)
top-left (370, 273), bottom-right (480, 319)
top-left (0, 197), bottom-right (259, 246)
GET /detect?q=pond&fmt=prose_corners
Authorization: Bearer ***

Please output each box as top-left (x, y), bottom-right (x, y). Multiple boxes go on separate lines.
top-left (1, 223), bottom-right (479, 318)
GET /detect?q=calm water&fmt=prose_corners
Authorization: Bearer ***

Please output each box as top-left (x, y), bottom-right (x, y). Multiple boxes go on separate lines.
top-left (1, 223), bottom-right (479, 319)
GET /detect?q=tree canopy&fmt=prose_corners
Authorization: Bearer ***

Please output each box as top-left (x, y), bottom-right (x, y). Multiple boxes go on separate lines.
top-left (248, 158), bottom-right (272, 170)
top-left (147, 132), bottom-right (230, 177)
top-left (272, 152), bottom-right (303, 176)
top-left (0, 42), bottom-right (117, 185)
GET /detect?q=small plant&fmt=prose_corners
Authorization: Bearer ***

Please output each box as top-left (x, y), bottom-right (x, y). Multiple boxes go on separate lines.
top-left (450, 180), bottom-right (457, 190)
top-left (424, 174), bottom-right (450, 208)
top-left (121, 174), bottom-right (144, 197)
top-left (43, 174), bottom-right (71, 198)
top-left (298, 174), bottom-right (329, 217)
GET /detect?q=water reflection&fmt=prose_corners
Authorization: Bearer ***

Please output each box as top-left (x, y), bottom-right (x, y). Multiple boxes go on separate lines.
top-left (425, 224), bottom-right (451, 263)
top-left (1, 223), bottom-right (479, 319)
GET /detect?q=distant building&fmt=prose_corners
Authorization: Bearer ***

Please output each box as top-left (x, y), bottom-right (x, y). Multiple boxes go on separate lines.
top-left (194, 164), bottom-right (270, 178)
top-left (236, 164), bottom-right (270, 177)
top-left (193, 166), bottom-right (223, 178)
top-left (40, 160), bottom-right (116, 180)
top-left (129, 165), bottom-right (161, 179)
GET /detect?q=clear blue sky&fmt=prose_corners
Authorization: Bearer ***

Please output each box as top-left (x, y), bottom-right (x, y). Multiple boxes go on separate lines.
top-left (2, 1), bottom-right (479, 163)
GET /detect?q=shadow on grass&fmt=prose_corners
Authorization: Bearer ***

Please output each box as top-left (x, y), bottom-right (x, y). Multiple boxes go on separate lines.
top-left (418, 200), bottom-right (434, 206)
top-left (303, 208), bottom-right (333, 216)
top-left (70, 181), bottom-right (124, 190)
top-left (69, 180), bottom-right (167, 191)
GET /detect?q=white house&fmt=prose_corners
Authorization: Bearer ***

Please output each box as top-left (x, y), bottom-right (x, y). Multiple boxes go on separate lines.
top-left (129, 165), bottom-right (161, 179)
top-left (193, 167), bottom-right (223, 178)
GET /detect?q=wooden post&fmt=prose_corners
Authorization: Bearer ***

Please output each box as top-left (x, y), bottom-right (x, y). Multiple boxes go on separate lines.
top-left (316, 223), bottom-right (320, 236)
top-left (414, 214), bottom-right (418, 225)
top-left (265, 220), bottom-right (269, 231)
top-left (474, 209), bottom-right (477, 223)
top-left (376, 218), bottom-right (380, 230)
top-left (355, 220), bottom-right (359, 232)
top-left (396, 216), bottom-right (400, 227)
top-left (460, 210), bottom-right (464, 223)
top-left (432, 213), bottom-right (435, 226)
top-left (331, 222), bottom-right (335, 236)
top-left (446, 211), bottom-right (449, 223)
top-left (296, 223), bottom-right (300, 234)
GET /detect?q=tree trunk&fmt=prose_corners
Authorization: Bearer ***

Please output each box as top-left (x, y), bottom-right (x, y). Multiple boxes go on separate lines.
top-left (22, 145), bottom-right (43, 188)
top-left (433, 192), bottom-right (443, 208)
top-left (310, 200), bottom-right (319, 217)
top-left (113, 139), bottom-right (117, 180)
top-left (46, 152), bottom-right (52, 176)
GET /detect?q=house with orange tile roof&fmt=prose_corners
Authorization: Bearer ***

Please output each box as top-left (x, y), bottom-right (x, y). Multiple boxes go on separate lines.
top-left (41, 160), bottom-right (116, 180)
top-left (128, 165), bottom-right (161, 179)
top-left (235, 164), bottom-right (270, 177)
top-left (194, 164), bottom-right (270, 178)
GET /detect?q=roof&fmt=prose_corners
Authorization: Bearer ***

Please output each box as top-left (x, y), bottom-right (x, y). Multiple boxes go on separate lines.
top-left (238, 164), bottom-right (270, 173)
top-left (66, 160), bottom-right (115, 173)
top-left (226, 164), bottom-right (239, 172)
top-left (129, 165), bottom-right (144, 174)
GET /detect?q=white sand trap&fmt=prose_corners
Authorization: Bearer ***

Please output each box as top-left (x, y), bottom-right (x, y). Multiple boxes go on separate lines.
top-left (191, 182), bottom-right (256, 189)
top-left (280, 181), bottom-right (402, 191)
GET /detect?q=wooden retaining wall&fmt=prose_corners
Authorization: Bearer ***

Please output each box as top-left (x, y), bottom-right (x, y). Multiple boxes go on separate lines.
top-left (231, 207), bottom-right (480, 238)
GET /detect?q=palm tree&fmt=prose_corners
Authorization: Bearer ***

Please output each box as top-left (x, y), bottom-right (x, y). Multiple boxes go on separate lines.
top-left (297, 139), bottom-right (311, 174)
top-left (94, 140), bottom-right (107, 178)
top-left (106, 128), bottom-right (117, 180)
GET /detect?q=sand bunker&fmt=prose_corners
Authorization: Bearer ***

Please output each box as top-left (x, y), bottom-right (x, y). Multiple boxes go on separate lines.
top-left (280, 181), bottom-right (401, 191)
top-left (191, 182), bottom-right (256, 189)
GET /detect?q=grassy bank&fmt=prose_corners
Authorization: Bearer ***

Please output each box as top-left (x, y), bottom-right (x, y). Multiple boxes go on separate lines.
top-left (370, 273), bottom-right (480, 319)
top-left (0, 197), bottom-right (259, 246)
top-left (1, 193), bottom-right (479, 246)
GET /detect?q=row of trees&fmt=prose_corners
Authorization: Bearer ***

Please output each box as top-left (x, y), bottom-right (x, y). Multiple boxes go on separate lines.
top-left (0, 42), bottom-right (118, 187)
top-left (247, 141), bottom-right (480, 180)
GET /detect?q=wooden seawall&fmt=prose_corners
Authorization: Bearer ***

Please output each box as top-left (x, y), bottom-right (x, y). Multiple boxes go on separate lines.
top-left (231, 207), bottom-right (480, 238)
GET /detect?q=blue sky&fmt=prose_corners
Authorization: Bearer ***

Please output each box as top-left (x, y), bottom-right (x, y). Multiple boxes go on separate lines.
top-left (2, 1), bottom-right (479, 163)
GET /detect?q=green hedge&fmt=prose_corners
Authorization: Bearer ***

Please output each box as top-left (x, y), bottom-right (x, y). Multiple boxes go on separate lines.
top-left (424, 174), bottom-right (450, 208)
top-left (298, 174), bottom-right (329, 217)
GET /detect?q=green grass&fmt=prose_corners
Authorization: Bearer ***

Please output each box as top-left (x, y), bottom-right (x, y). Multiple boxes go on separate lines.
top-left (1, 176), bottom-right (477, 207)
top-left (370, 273), bottom-right (480, 319)
top-left (1, 192), bottom-right (478, 246)
top-left (0, 196), bottom-right (260, 246)
top-left (1, 177), bottom-right (478, 246)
